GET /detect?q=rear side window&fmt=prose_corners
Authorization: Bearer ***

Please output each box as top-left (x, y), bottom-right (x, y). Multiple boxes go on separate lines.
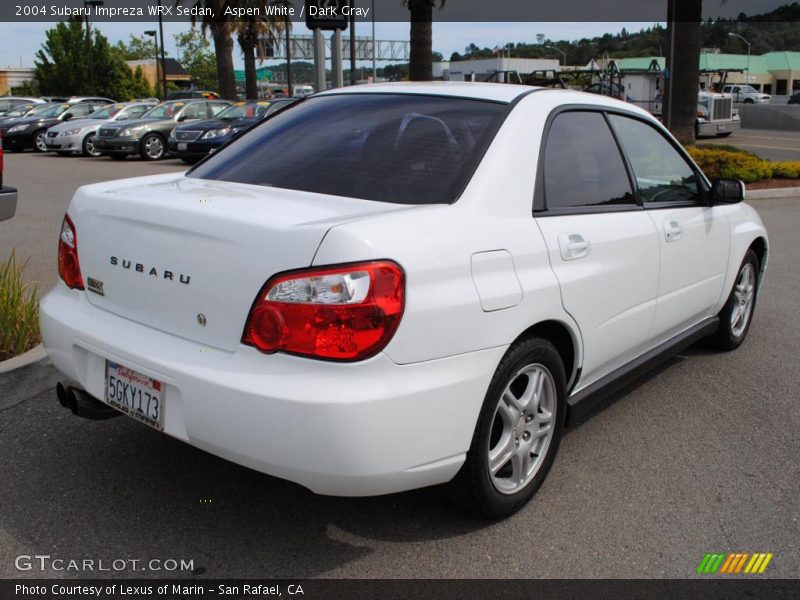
top-left (542, 111), bottom-right (634, 210)
top-left (189, 94), bottom-right (507, 205)
top-left (608, 115), bottom-right (702, 204)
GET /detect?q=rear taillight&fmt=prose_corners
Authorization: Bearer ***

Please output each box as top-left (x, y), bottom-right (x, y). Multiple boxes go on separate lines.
top-left (58, 214), bottom-right (84, 290)
top-left (243, 260), bottom-right (405, 361)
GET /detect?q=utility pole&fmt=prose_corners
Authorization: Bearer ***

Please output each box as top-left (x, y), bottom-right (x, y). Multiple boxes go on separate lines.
top-left (349, 1), bottom-right (357, 85)
top-left (728, 32), bottom-right (751, 88)
top-left (83, 1), bottom-right (104, 92)
top-left (157, 0), bottom-right (167, 98)
top-left (371, 0), bottom-right (376, 81)
top-left (285, 15), bottom-right (292, 97)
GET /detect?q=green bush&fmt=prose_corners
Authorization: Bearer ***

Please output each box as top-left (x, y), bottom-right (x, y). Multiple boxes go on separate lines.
top-left (0, 251), bottom-right (40, 361)
top-left (685, 146), bottom-right (800, 184)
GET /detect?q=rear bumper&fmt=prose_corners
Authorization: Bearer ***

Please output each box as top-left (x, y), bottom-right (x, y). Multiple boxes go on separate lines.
top-left (0, 186), bottom-right (17, 220)
top-left (95, 138), bottom-right (139, 155)
top-left (40, 284), bottom-right (503, 496)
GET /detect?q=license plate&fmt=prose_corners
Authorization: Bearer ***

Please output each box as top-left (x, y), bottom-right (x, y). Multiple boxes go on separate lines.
top-left (178, 143), bottom-right (187, 150)
top-left (104, 361), bottom-right (164, 431)
top-left (96, 139), bottom-right (107, 147)
top-left (717, 124), bottom-right (727, 131)
top-left (46, 139), bottom-right (55, 145)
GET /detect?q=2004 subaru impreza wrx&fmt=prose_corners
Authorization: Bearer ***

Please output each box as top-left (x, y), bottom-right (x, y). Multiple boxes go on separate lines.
top-left (40, 83), bottom-right (768, 518)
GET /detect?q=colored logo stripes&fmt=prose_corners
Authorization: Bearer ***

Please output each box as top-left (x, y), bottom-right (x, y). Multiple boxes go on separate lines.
top-left (697, 552), bottom-right (773, 574)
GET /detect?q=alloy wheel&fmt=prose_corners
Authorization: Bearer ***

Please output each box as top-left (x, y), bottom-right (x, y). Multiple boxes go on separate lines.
top-left (488, 363), bottom-right (557, 495)
top-left (731, 262), bottom-right (756, 338)
top-left (144, 135), bottom-right (164, 160)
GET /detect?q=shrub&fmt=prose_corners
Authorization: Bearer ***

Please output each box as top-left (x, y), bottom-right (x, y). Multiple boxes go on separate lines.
top-left (685, 146), bottom-right (800, 184)
top-left (0, 251), bottom-right (40, 361)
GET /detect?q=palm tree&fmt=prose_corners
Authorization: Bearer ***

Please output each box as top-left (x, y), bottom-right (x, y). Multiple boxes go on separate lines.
top-left (663, 0), bottom-right (703, 144)
top-left (176, 0), bottom-right (237, 99)
top-left (404, 0), bottom-right (445, 81)
top-left (235, 0), bottom-right (287, 99)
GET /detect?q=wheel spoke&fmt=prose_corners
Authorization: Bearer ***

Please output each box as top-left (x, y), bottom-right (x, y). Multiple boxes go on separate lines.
top-left (489, 434), bottom-right (515, 475)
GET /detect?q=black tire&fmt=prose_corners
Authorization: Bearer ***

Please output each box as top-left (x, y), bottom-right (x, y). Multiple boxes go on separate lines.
top-left (716, 132), bottom-right (733, 138)
top-left (708, 249), bottom-right (759, 351)
top-left (82, 133), bottom-right (101, 157)
top-left (107, 154), bottom-right (127, 160)
top-left (450, 337), bottom-right (567, 519)
top-left (139, 133), bottom-right (166, 161)
top-left (32, 130), bottom-right (48, 153)
top-left (57, 151), bottom-right (72, 156)
top-left (744, 98), bottom-right (754, 104)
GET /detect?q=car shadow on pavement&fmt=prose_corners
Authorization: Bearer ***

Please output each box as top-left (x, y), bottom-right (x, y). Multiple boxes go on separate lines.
top-left (0, 392), bottom-right (491, 579)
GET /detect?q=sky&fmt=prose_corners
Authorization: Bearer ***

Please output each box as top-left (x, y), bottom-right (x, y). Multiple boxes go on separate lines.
top-left (0, 21), bottom-right (660, 70)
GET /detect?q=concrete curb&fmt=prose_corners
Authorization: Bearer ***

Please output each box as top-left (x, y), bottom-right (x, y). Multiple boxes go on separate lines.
top-left (0, 344), bottom-right (60, 412)
top-left (746, 187), bottom-right (800, 200)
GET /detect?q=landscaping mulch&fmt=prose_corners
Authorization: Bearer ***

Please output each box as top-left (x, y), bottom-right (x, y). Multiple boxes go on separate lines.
top-left (746, 179), bottom-right (800, 190)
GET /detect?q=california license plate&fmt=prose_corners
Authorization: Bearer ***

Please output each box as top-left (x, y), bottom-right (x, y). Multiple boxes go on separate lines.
top-left (104, 361), bottom-right (164, 431)
top-left (178, 143), bottom-right (187, 150)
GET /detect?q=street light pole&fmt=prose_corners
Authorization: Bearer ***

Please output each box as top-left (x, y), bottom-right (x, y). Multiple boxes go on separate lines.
top-left (371, 0), bottom-right (376, 82)
top-left (544, 45), bottom-right (566, 67)
top-left (728, 32), bottom-right (751, 89)
top-left (144, 30), bottom-right (158, 97)
top-left (83, 1), bottom-right (104, 92)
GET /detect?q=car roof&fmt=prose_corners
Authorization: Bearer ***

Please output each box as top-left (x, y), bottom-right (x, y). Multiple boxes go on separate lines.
top-left (317, 82), bottom-right (655, 118)
top-left (318, 81), bottom-right (538, 103)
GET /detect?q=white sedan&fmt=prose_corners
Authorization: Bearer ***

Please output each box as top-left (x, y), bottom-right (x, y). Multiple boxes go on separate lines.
top-left (40, 83), bottom-right (768, 518)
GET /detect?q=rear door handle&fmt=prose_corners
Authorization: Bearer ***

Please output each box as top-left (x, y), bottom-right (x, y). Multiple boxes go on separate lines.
top-left (664, 221), bottom-right (683, 242)
top-left (558, 233), bottom-right (591, 261)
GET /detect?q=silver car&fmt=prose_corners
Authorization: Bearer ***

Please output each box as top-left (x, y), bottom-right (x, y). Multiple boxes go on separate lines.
top-left (45, 102), bottom-right (154, 157)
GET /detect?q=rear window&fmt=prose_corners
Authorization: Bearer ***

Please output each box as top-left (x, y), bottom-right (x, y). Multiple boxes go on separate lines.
top-left (189, 94), bottom-right (507, 205)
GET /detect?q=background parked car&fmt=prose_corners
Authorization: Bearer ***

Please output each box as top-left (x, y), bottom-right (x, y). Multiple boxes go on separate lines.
top-left (168, 99), bottom-right (294, 164)
top-left (788, 92), bottom-right (800, 105)
top-left (45, 102), bottom-right (155, 157)
top-left (0, 96), bottom-right (45, 116)
top-left (0, 103), bottom-right (45, 124)
top-left (0, 131), bottom-right (17, 221)
top-left (95, 99), bottom-right (231, 161)
top-left (722, 84), bottom-right (771, 104)
top-left (167, 90), bottom-right (221, 100)
top-left (67, 96), bottom-right (116, 105)
top-left (0, 102), bottom-right (105, 153)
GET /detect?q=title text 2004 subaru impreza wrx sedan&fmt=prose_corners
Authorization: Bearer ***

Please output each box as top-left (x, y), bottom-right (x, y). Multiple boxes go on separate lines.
top-left (40, 83), bottom-right (768, 518)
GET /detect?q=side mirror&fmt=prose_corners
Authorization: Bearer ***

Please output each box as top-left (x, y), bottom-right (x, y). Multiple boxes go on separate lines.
top-left (711, 178), bottom-right (745, 204)
top-left (63, 113), bottom-right (73, 121)
top-left (176, 114), bottom-right (187, 122)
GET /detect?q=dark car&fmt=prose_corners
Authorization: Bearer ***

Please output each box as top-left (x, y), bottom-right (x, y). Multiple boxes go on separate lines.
top-left (0, 102), bottom-right (43, 124)
top-left (167, 90), bottom-right (221, 100)
top-left (95, 99), bottom-right (231, 161)
top-left (0, 102), bottom-right (102, 153)
top-left (789, 92), bottom-right (800, 105)
top-left (168, 99), bottom-right (294, 164)
top-left (0, 131), bottom-right (17, 220)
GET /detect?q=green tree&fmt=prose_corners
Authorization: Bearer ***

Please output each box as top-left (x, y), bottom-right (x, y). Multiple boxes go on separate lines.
top-left (174, 28), bottom-right (218, 91)
top-left (115, 34), bottom-right (164, 61)
top-left (34, 17), bottom-right (155, 100)
top-left (235, 0), bottom-right (288, 99)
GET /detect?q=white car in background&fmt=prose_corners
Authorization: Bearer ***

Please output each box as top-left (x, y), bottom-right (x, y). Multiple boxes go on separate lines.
top-left (40, 83), bottom-right (768, 518)
top-left (45, 102), bottom-right (155, 157)
top-left (722, 84), bottom-right (771, 104)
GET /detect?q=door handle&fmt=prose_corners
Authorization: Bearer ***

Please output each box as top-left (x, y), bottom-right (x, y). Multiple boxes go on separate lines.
top-left (558, 233), bottom-right (591, 261)
top-left (664, 221), bottom-right (683, 242)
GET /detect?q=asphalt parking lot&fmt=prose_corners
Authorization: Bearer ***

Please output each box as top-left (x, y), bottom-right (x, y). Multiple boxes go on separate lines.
top-left (1, 153), bottom-right (799, 579)
top-left (697, 128), bottom-right (800, 161)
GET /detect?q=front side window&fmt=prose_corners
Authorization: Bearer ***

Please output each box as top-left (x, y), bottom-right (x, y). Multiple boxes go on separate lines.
top-left (189, 94), bottom-right (507, 205)
top-left (608, 114), bottom-right (702, 204)
top-left (179, 102), bottom-right (207, 121)
top-left (142, 101), bottom-right (185, 120)
top-left (542, 111), bottom-right (634, 210)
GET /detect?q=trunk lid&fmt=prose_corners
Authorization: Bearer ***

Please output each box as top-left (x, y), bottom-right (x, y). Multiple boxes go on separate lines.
top-left (70, 173), bottom-right (413, 351)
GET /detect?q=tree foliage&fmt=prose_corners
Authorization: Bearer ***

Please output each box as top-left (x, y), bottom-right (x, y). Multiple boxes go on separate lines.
top-left (174, 28), bottom-right (218, 91)
top-left (34, 17), bottom-right (153, 100)
top-left (114, 34), bottom-right (164, 61)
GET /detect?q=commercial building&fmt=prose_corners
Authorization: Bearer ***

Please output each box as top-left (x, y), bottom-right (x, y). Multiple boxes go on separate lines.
top-left (434, 57), bottom-right (561, 82)
top-left (0, 67), bottom-right (36, 95)
top-left (125, 58), bottom-right (192, 91)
